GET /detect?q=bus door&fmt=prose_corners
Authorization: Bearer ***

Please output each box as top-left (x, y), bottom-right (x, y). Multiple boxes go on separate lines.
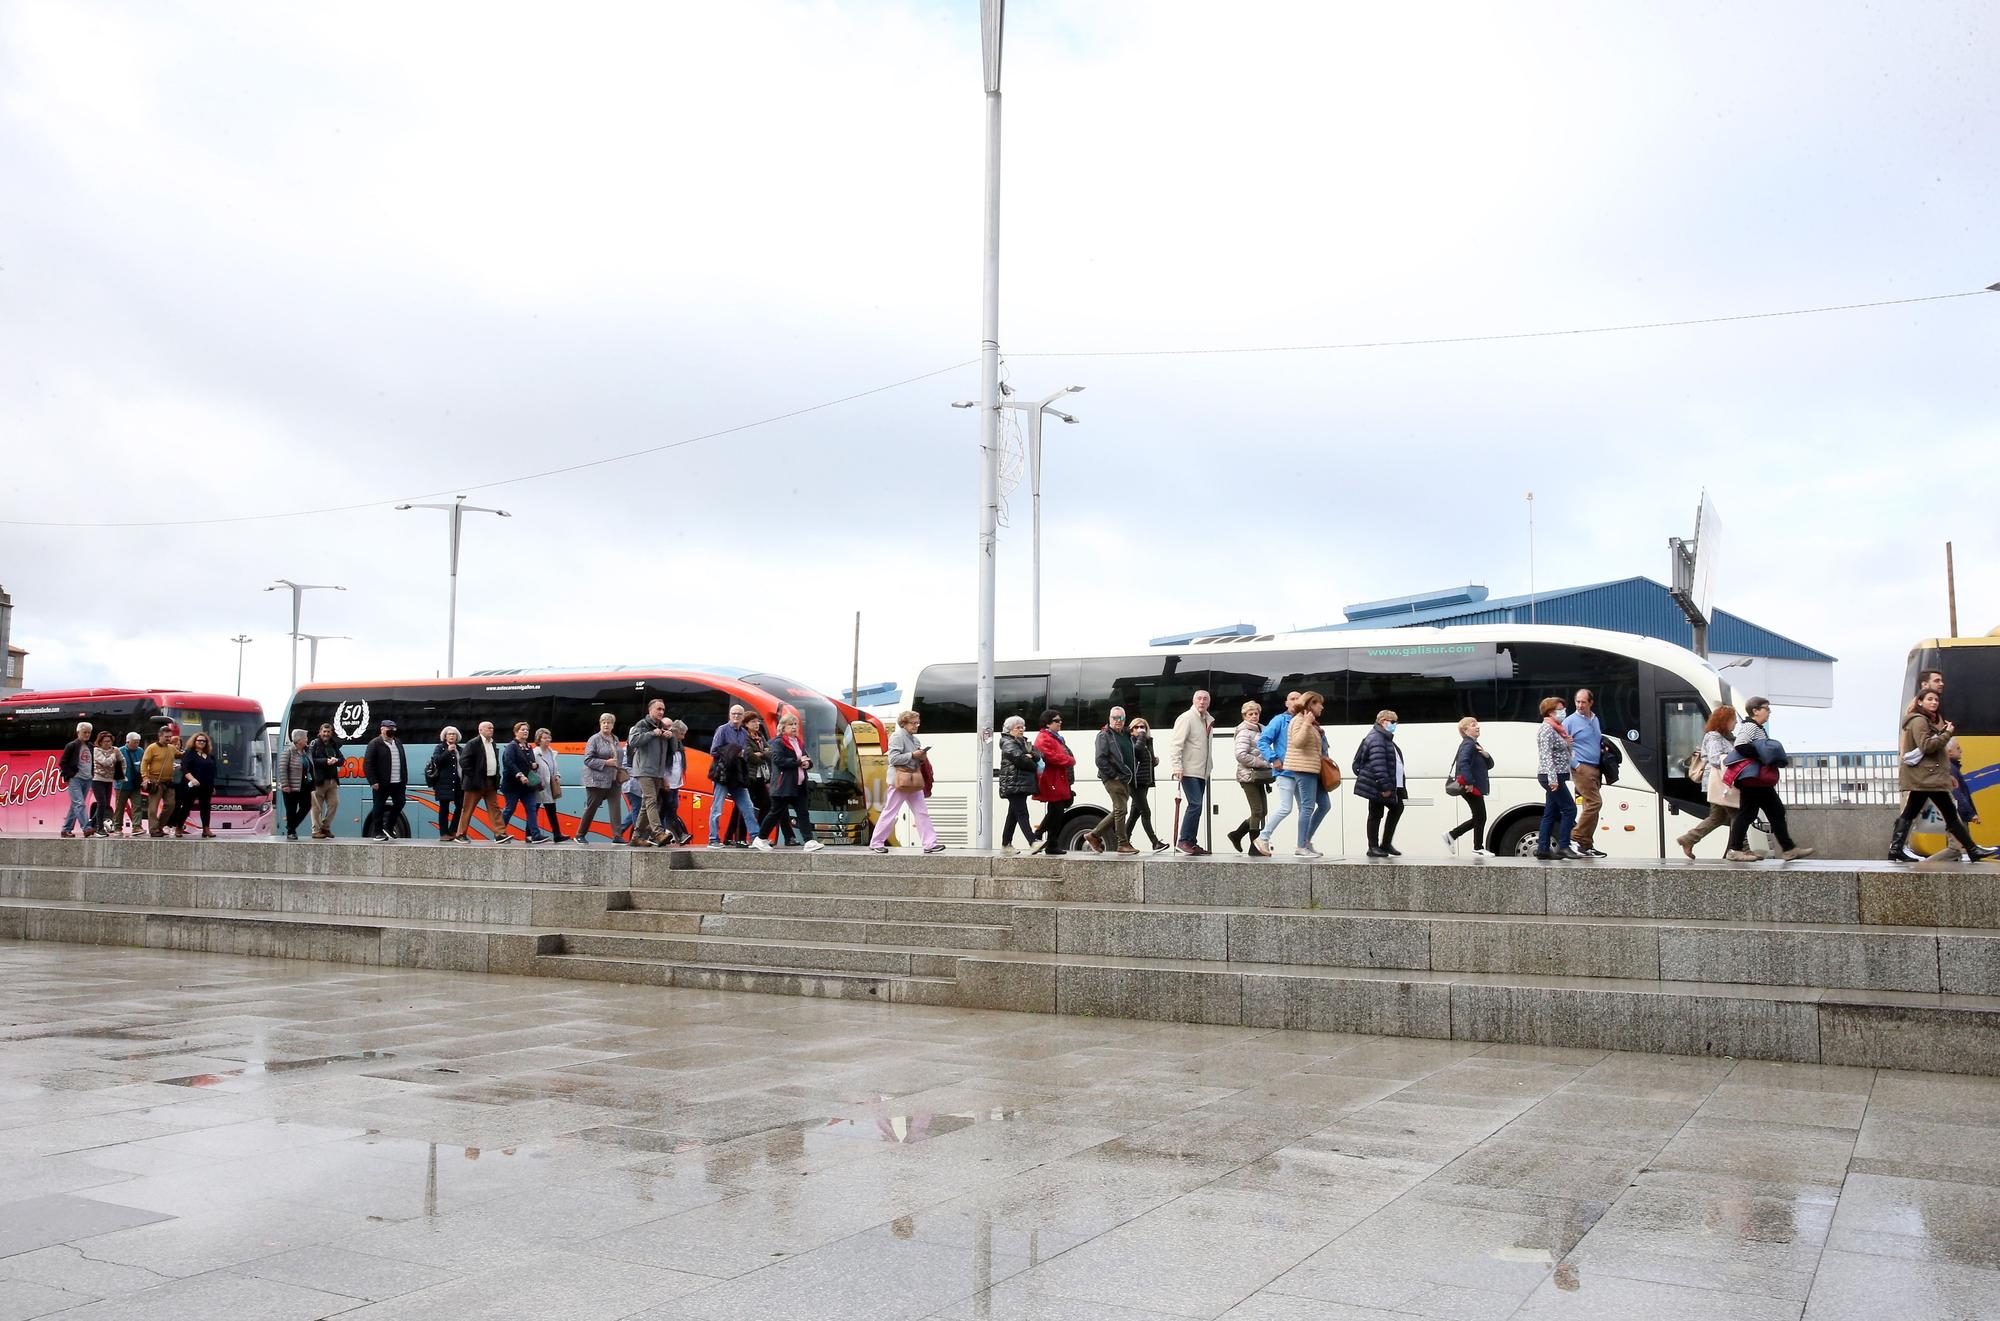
top-left (1657, 693), bottom-right (1708, 849)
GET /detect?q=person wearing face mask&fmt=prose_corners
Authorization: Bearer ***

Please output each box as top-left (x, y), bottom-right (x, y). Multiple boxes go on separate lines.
top-left (1534, 697), bottom-right (1577, 861)
top-left (1352, 709), bottom-right (1407, 859)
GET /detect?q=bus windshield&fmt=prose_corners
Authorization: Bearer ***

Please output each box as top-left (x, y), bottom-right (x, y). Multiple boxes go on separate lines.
top-left (1908, 645), bottom-right (2000, 732)
top-left (167, 707), bottom-right (266, 797)
top-left (787, 691), bottom-right (863, 785)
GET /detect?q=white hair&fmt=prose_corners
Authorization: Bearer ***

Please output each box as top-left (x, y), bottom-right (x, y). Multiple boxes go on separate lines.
top-left (441, 726), bottom-right (461, 741)
top-left (1002, 715), bottom-right (1026, 734)
top-left (76, 721), bottom-right (92, 734)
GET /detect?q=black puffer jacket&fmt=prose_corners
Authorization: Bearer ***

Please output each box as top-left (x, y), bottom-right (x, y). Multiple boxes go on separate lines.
top-left (997, 732), bottom-right (1038, 797)
top-left (1132, 735), bottom-right (1158, 789)
top-left (1352, 726), bottom-right (1406, 800)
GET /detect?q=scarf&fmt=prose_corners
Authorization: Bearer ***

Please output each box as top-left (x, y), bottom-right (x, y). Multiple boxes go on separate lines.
top-left (1544, 714), bottom-right (1573, 744)
top-left (781, 733), bottom-right (805, 787)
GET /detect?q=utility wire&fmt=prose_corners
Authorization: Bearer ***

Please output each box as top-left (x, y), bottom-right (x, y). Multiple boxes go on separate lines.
top-left (6, 284), bottom-right (1990, 529)
top-left (1010, 288), bottom-right (1992, 359)
top-left (0, 358), bottom-right (980, 529)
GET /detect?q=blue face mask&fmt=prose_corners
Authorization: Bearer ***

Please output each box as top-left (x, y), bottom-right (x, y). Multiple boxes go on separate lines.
top-left (1384, 722), bottom-right (1398, 734)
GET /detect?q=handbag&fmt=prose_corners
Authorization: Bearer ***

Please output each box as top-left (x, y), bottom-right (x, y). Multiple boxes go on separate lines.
top-left (1444, 776), bottom-right (1465, 797)
top-left (892, 765), bottom-right (924, 792)
top-left (522, 771), bottom-right (543, 791)
top-left (1317, 760), bottom-right (1340, 792)
top-left (1901, 746), bottom-right (1925, 767)
top-left (1705, 764), bottom-right (1740, 808)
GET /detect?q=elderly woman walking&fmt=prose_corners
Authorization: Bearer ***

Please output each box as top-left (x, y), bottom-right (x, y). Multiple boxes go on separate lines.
top-left (997, 716), bottom-right (1041, 854)
top-left (1228, 701), bottom-right (1275, 853)
top-left (1534, 697), bottom-right (1577, 861)
top-left (869, 710), bottom-right (944, 853)
top-left (577, 713), bottom-right (624, 843)
top-left (1032, 709), bottom-right (1077, 855)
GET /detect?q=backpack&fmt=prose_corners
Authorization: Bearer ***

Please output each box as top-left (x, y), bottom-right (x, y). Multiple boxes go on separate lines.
top-left (1598, 738), bottom-right (1624, 787)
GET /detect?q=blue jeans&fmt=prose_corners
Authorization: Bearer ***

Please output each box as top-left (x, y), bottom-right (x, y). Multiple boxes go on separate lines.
top-left (501, 788), bottom-right (546, 840)
top-left (709, 786), bottom-right (760, 840)
top-left (1178, 776), bottom-right (1206, 845)
top-left (1537, 775), bottom-right (1576, 853)
top-left (1259, 774), bottom-right (1297, 845)
top-left (63, 776), bottom-right (93, 833)
top-left (1290, 775), bottom-right (1322, 849)
top-left (620, 793), bottom-right (643, 836)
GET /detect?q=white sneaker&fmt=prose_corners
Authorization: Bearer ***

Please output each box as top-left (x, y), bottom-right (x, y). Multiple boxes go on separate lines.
top-left (748, 838), bottom-right (773, 852)
top-left (802, 840), bottom-right (825, 853)
top-left (704, 842), bottom-right (725, 850)
top-left (1441, 831), bottom-right (1457, 857)
top-left (1296, 847), bottom-right (1323, 860)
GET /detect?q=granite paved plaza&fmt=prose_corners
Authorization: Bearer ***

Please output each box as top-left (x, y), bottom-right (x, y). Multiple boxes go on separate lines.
top-left (3, 941), bottom-right (1998, 1320)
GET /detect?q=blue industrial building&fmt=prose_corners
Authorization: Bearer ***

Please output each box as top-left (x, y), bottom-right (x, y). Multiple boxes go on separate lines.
top-left (1316, 579), bottom-right (1834, 664)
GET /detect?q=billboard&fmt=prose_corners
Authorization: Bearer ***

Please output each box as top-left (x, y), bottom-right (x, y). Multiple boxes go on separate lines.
top-left (1689, 492), bottom-right (1722, 624)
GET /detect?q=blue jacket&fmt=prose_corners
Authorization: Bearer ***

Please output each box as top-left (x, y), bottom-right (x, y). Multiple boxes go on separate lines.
top-left (1257, 713), bottom-right (1292, 766)
top-left (1452, 736), bottom-right (1491, 796)
top-left (1352, 727), bottom-right (1405, 799)
top-left (119, 745), bottom-right (146, 791)
top-left (500, 740), bottom-right (539, 791)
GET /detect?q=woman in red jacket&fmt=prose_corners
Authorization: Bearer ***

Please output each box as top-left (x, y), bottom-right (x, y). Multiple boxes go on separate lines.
top-left (1032, 708), bottom-right (1076, 855)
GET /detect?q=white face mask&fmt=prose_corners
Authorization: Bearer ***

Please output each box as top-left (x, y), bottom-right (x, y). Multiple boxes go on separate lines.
top-left (1554, 707), bottom-right (1567, 720)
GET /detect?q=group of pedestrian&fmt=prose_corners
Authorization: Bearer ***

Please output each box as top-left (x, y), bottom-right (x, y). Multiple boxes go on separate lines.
top-left (998, 695), bottom-right (1212, 856)
top-left (1884, 669), bottom-right (1997, 863)
top-left (1671, 696), bottom-right (1816, 861)
top-left (268, 701), bottom-right (825, 850)
top-left (59, 722), bottom-right (220, 839)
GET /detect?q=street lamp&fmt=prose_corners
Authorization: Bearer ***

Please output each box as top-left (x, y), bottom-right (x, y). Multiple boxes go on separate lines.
top-left (264, 581), bottom-right (345, 698)
top-left (395, 496), bottom-right (510, 677)
top-left (970, 385), bottom-right (1083, 653)
top-left (292, 633), bottom-right (351, 683)
top-left (229, 635), bottom-right (252, 696)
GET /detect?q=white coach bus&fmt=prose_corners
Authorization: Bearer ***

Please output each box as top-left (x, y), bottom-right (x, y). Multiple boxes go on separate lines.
top-left (902, 624), bottom-right (1733, 858)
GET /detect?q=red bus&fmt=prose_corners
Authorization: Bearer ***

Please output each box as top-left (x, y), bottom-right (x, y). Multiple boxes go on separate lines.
top-left (0, 689), bottom-right (275, 834)
top-left (283, 667), bottom-right (881, 843)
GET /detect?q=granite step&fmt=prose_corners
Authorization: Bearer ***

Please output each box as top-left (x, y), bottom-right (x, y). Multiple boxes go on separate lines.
top-left (535, 950), bottom-right (953, 1000)
top-left (554, 930), bottom-right (967, 978)
top-left (695, 912), bottom-right (1014, 951)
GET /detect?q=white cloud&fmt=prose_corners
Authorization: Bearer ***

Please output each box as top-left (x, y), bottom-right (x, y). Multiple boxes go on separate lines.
top-left (2, 0), bottom-right (1996, 751)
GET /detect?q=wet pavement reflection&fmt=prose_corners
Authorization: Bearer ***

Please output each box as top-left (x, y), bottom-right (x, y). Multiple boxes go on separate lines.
top-left (5, 941), bottom-right (2000, 1319)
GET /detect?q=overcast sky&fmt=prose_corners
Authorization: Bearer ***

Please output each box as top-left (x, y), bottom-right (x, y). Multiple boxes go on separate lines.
top-left (2, 0), bottom-right (1994, 749)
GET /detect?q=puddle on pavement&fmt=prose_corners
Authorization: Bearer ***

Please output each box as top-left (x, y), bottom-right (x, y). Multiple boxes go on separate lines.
top-left (577, 1127), bottom-right (708, 1154)
top-left (156, 1050), bottom-right (394, 1086)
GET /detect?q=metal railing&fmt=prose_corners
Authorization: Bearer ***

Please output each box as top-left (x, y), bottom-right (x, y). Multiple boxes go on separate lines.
top-left (1779, 751), bottom-right (1901, 807)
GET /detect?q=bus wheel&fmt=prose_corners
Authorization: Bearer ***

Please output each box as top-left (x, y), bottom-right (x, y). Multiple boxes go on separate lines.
top-left (391, 813), bottom-right (412, 839)
top-left (1054, 811), bottom-right (1102, 855)
top-left (1492, 814), bottom-right (1542, 858)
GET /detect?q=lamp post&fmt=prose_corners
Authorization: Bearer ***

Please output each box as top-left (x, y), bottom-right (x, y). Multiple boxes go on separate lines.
top-left (395, 496), bottom-right (511, 677)
top-left (229, 635), bottom-right (252, 696)
top-left (292, 633), bottom-right (351, 683)
top-left (970, 0), bottom-right (1006, 851)
top-left (264, 581), bottom-right (345, 698)
top-left (956, 384), bottom-right (1082, 654)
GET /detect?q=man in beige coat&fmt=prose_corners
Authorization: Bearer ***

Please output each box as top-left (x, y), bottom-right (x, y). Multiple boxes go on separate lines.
top-left (1169, 691), bottom-right (1214, 854)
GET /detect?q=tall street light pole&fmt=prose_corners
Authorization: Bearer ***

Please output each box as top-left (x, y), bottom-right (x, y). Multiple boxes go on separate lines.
top-left (229, 635), bottom-right (252, 696)
top-left (292, 633), bottom-right (351, 683)
top-left (972, 0), bottom-right (1005, 852)
top-left (956, 383), bottom-right (1083, 655)
top-left (396, 496), bottom-right (511, 677)
top-left (265, 581), bottom-right (345, 699)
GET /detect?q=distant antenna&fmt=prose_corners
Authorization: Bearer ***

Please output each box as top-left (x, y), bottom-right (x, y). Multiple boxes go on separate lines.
top-left (1525, 492), bottom-right (1537, 625)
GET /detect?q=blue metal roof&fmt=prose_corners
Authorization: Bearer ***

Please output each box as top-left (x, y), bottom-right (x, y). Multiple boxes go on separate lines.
top-left (1312, 577), bottom-right (1835, 662)
top-left (1148, 624), bottom-right (1255, 646)
top-left (1342, 584), bottom-right (1490, 622)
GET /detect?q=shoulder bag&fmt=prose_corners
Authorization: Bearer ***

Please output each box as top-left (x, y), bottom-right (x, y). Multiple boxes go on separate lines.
top-left (1318, 759), bottom-right (1341, 792)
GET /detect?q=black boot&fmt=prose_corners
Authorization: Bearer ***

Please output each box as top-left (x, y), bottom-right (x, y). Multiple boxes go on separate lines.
top-left (1887, 815), bottom-right (1912, 863)
top-left (1227, 825), bottom-right (1247, 853)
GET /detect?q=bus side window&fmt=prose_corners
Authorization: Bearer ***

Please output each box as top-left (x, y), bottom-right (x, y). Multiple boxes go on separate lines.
top-left (913, 665), bottom-right (977, 735)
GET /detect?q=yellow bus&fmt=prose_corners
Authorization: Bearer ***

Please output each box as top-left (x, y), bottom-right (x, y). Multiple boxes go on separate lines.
top-left (1905, 633), bottom-right (2000, 854)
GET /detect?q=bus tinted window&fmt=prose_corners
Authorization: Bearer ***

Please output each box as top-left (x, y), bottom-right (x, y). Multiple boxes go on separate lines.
top-left (1065, 655), bottom-right (1214, 729)
top-left (1348, 642), bottom-right (1502, 726)
top-left (1491, 644), bottom-right (1641, 736)
top-left (1933, 648), bottom-right (2000, 731)
top-left (642, 680), bottom-right (733, 749)
top-left (915, 666), bottom-right (1048, 735)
